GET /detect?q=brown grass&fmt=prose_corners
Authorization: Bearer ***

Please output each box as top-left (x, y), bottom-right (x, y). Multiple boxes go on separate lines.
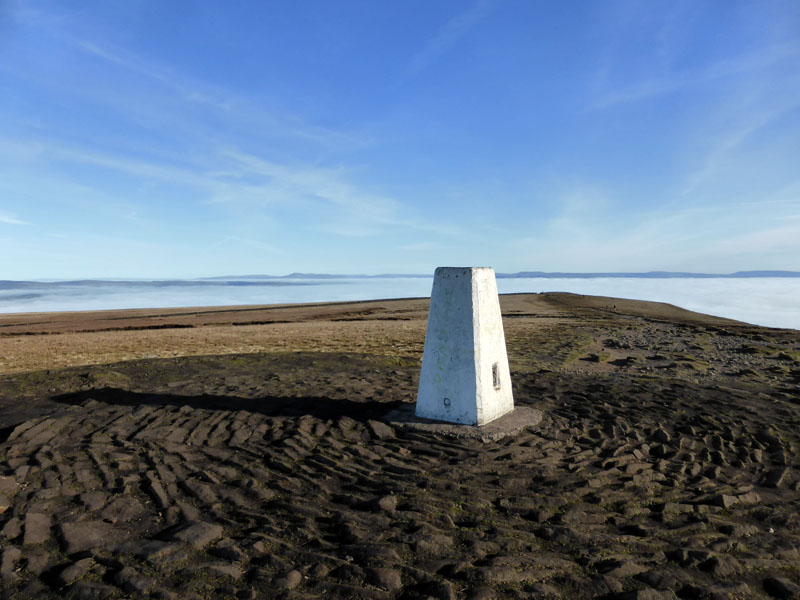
top-left (0, 292), bottom-right (751, 375)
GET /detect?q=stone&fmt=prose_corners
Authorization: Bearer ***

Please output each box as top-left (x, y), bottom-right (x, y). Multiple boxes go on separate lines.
top-left (652, 429), bottom-right (671, 443)
top-left (367, 419), bottom-right (395, 440)
top-left (596, 559), bottom-right (648, 578)
top-left (763, 577), bottom-right (800, 599)
top-left (737, 490), bottom-right (761, 505)
top-left (117, 539), bottom-right (185, 563)
top-left (60, 521), bottom-right (124, 554)
top-left (340, 522), bottom-right (368, 543)
top-left (414, 534), bottom-right (454, 557)
top-left (369, 567), bottom-right (403, 590)
top-left (79, 491), bottom-right (108, 511)
top-left (25, 550), bottom-right (53, 575)
top-left (467, 586), bottom-right (496, 600)
top-left (144, 474), bottom-right (169, 509)
top-left (168, 520), bottom-right (224, 549)
top-left (65, 581), bottom-right (117, 600)
top-left (112, 566), bottom-right (156, 594)
top-left (101, 496), bottom-right (147, 523)
top-left (536, 526), bottom-right (587, 546)
top-left (636, 569), bottom-right (682, 591)
top-left (177, 500), bottom-right (202, 522)
top-left (620, 524), bottom-right (649, 537)
top-left (416, 267), bottom-right (514, 426)
top-left (561, 505), bottom-right (607, 525)
top-left (209, 539), bottom-right (246, 561)
top-left (526, 583), bottom-right (561, 599)
top-left (0, 517), bottom-right (21, 538)
top-left (0, 476), bottom-right (17, 495)
top-left (0, 494), bottom-right (10, 514)
top-left (24, 512), bottom-right (51, 545)
top-left (707, 582), bottom-right (751, 598)
top-left (421, 580), bottom-right (457, 600)
top-left (762, 467), bottom-right (790, 488)
top-left (276, 569), bottom-right (302, 590)
top-left (372, 495), bottom-right (397, 512)
top-left (205, 563), bottom-right (244, 579)
top-left (346, 543), bottom-right (401, 565)
top-left (1, 545), bottom-right (21, 578)
top-left (56, 558), bottom-right (94, 586)
top-left (710, 494), bottom-right (739, 509)
top-left (699, 555), bottom-right (741, 577)
top-left (610, 591), bottom-right (678, 600)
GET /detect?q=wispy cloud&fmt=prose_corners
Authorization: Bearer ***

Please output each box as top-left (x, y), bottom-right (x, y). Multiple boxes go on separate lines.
top-left (404, 0), bottom-right (493, 78)
top-left (676, 59), bottom-right (800, 196)
top-left (72, 38), bottom-right (241, 114)
top-left (400, 241), bottom-right (441, 252)
top-left (213, 236), bottom-right (286, 256)
top-left (219, 150), bottom-right (456, 237)
top-left (74, 40), bottom-right (166, 81)
top-left (505, 177), bottom-right (800, 272)
top-left (0, 211), bottom-right (28, 226)
top-left (66, 37), bottom-right (372, 151)
top-left (715, 223), bottom-right (800, 254)
top-left (6, 10), bottom-right (369, 154)
top-left (1, 133), bottom-right (452, 238)
top-left (592, 41), bottom-right (800, 109)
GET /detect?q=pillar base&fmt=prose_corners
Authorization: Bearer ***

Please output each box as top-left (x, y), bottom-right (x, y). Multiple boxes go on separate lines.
top-left (385, 405), bottom-right (542, 443)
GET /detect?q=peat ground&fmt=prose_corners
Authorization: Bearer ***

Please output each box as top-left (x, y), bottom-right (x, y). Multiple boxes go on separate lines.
top-left (0, 293), bottom-right (799, 599)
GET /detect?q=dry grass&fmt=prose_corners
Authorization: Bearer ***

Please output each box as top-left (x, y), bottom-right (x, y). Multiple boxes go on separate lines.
top-left (0, 292), bottom-right (747, 375)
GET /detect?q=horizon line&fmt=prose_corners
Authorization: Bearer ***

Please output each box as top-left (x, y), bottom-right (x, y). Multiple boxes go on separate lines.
top-left (3, 269), bottom-right (800, 284)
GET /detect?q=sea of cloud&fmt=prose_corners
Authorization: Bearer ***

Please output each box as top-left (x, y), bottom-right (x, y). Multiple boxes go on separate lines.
top-left (0, 277), bottom-right (798, 331)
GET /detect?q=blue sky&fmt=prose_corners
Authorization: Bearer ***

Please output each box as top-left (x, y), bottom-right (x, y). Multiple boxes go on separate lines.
top-left (1, 0), bottom-right (799, 278)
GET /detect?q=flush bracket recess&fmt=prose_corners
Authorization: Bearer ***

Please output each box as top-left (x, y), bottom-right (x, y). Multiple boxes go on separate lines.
top-left (492, 362), bottom-right (501, 390)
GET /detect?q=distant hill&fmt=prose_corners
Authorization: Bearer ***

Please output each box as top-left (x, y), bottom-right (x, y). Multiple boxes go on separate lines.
top-left (200, 273), bottom-right (431, 280)
top-left (204, 270), bottom-right (800, 280)
top-left (496, 270), bottom-right (800, 279)
top-left (2, 270), bottom-right (799, 290)
top-left (0, 279), bottom-right (322, 290)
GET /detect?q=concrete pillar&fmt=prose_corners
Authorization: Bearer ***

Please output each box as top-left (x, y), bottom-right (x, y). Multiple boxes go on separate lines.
top-left (415, 267), bottom-right (514, 426)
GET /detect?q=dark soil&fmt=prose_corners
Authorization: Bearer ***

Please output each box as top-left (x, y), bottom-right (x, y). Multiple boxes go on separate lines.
top-left (0, 294), bottom-right (799, 599)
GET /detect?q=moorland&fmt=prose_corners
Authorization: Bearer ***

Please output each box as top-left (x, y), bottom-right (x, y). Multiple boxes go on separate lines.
top-left (0, 293), bottom-right (798, 599)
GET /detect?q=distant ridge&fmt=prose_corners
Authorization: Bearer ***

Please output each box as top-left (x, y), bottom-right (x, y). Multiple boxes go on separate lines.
top-left (497, 270), bottom-right (800, 279)
top-left (2, 270), bottom-right (799, 289)
top-left (201, 273), bottom-right (431, 280)
top-left (204, 270), bottom-right (800, 280)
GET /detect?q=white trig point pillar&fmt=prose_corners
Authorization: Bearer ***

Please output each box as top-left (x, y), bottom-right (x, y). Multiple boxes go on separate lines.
top-left (416, 267), bottom-right (514, 426)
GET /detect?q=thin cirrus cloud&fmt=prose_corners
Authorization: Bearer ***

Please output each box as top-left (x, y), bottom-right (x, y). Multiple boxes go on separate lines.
top-left (4, 12), bottom-right (394, 237)
top-left (72, 40), bottom-right (370, 152)
top-left (8, 14), bottom-right (368, 156)
top-left (715, 224), bottom-right (800, 255)
top-left (216, 150), bottom-right (460, 237)
top-left (591, 40), bottom-right (800, 110)
top-left (6, 133), bottom-right (436, 239)
top-left (403, 0), bottom-right (494, 78)
top-left (0, 212), bottom-right (28, 226)
top-left (212, 236), bottom-right (287, 256)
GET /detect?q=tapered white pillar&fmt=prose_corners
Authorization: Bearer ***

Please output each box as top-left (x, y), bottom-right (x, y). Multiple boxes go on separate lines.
top-left (416, 267), bottom-right (514, 426)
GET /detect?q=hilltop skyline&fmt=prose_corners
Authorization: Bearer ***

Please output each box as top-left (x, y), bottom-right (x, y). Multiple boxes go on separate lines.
top-left (1, 1), bottom-right (799, 279)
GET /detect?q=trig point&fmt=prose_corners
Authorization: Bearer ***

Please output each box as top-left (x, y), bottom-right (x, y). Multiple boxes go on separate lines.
top-left (416, 267), bottom-right (514, 426)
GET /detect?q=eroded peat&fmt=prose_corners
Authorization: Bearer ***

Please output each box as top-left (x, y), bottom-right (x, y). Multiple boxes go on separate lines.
top-left (0, 295), bottom-right (798, 599)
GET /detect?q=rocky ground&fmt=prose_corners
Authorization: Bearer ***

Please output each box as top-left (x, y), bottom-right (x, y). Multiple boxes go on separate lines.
top-left (0, 293), bottom-right (799, 599)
